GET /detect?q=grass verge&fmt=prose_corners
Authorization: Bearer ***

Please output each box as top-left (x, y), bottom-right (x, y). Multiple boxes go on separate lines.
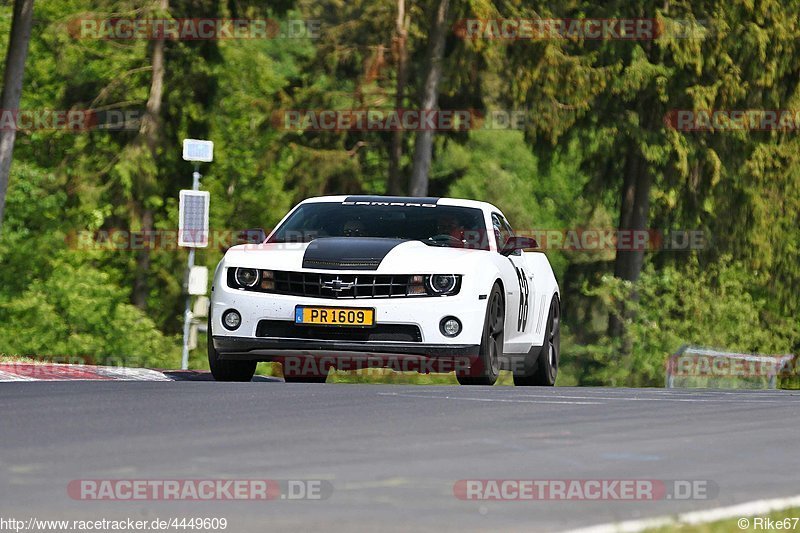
top-left (645, 506), bottom-right (800, 532)
top-left (0, 354), bottom-right (39, 364)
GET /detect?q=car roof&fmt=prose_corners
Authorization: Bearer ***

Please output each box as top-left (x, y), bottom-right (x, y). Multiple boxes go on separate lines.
top-left (299, 195), bottom-right (503, 215)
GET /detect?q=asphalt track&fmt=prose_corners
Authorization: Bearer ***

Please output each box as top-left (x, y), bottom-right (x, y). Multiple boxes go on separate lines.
top-left (0, 381), bottom-right (798, 532)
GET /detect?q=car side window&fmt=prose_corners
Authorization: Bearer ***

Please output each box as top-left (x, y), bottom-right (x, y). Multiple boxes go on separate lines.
top-left (500, 215), bottom-right (515, 240)
top-left (492, 213), bottom-right (513, 251)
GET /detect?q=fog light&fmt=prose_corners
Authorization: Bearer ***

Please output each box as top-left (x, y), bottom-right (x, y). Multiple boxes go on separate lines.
top-left (222, 309), bottom-right (241, 330)
top-left (440, 316), bottom-right (462, 337)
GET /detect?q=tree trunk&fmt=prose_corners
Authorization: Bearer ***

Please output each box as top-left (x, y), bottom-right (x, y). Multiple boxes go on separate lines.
top-left (0, 0), bottom-right (35, 237)
top-left (409, 0), bottom-right (449, 197)
top-left (608, 149), bottom-right (651, 350)
top-left (387, 0), bottom-right (408, 195)
top-left (133, 208), bottom-right (154, 307)
top-left (608, 153), bottom-right (637, 338)
top-left (628, 159), bottom-right (651, 280)
top-left (132, 0), bottom-right (167, 310)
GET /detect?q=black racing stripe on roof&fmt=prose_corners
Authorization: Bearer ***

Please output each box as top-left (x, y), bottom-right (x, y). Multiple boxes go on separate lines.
top-left (343, 195), bottom-right (440, 205)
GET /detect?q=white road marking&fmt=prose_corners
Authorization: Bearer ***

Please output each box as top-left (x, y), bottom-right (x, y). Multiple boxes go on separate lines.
top-left (0, 364), bottom-right (172, 382)
top-left (562, 494), bottom-right (800, 533)
top-left (0, 370), bottom-right (36, 381)
top-left (377, 392), bottom-right (602, 405)
top-left (379, 388), bottom-right (792, 404)
top-left (341, 477), bottom-right (412, 490)
top-left (515, 393), bottom-right (788, 403)
top-left (92, 366), bottom-right (172, 381)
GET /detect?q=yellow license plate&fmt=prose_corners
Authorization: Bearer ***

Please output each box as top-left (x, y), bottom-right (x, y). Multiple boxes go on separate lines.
top-left (295, 306), bottom-right (375, 326)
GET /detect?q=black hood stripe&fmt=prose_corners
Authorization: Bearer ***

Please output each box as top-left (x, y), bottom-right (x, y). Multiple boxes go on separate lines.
top-left (302, 237), bottom-right (408, 270)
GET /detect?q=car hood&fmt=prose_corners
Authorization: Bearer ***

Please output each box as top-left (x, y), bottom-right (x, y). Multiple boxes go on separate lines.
top-left (223, 238), bottom-right (489, 273)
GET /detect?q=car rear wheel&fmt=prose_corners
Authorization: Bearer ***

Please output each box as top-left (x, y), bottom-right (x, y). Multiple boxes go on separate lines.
top-left (208, 316), bottom-right (257, 382)
top-left (456, 283), bottom-right (504, 386)
top-left (514, 295), bottom-right (559, 386)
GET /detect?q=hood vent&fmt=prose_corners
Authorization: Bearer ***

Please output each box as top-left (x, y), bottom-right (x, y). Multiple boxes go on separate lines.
top-left (302, 237), bottom-right (407, 271)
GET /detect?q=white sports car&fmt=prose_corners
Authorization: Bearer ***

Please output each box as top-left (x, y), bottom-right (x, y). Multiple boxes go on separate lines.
top-left (208, 195), bottom-right (560, 386)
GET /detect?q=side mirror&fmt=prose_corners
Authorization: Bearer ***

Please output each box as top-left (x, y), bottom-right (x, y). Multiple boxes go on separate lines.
top-left (240, 228), bottom-right (267, 245)
top-left (500, 235), bottom-right (539, 256)
top-left (220, 228), bottom-right (267, 253)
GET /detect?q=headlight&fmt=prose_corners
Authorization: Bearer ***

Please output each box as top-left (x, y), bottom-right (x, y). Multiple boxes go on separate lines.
top-left (228, 268), bottom-right (274, 291)
top-left (428, 274), bottom-right (458, 294)
top-left (234, 267), bottom-right (259, 288)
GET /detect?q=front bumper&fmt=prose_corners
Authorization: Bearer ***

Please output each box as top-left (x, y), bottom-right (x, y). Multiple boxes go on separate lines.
top-left (213, 336), bottom-right (479, 359)
top-left (214, 336), bottom-right (480, 376)
top-left (211, 275), bottom-right (488, 346)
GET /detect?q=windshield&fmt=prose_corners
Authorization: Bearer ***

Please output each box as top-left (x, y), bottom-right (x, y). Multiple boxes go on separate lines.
top-left (269, 202), bottom-right (490, 250)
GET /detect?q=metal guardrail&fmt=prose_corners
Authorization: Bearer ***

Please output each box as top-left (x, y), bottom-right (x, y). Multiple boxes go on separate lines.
top-left (666, 345), bottom-right (796, 389)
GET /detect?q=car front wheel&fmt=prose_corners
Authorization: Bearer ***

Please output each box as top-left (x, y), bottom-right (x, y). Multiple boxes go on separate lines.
top-left (456, 283), bottom-right (504, 386)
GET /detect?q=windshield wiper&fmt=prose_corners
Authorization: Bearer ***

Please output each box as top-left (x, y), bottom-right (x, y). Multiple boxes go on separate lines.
top-left (419, 239), bottom-right (450, 247)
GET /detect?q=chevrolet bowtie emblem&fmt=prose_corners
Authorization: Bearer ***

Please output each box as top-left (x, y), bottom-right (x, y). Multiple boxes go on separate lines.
top-left (322, 277), bottom-right (354, 292)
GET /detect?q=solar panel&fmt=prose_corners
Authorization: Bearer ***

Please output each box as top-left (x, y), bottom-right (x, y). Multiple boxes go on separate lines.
top-left (178, 190), bottom-right (210, 247)
top-left (182, 139), bottom-right (214, 162)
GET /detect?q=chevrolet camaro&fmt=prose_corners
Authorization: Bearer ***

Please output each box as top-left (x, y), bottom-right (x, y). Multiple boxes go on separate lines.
top-left (208, 195), bottom-right (560, 386)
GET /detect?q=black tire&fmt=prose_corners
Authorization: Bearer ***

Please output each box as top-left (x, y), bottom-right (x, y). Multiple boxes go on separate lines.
top-left (207, 316), bottom-right (257, 382)
top-left (456, 283), bottom-right (504, 386)
top-left (514, 296), bottom-right (559, 386)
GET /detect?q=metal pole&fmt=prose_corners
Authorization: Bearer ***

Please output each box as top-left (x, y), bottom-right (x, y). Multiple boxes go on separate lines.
top-left (180, 164), bottom-right (202, 370)
top-left (180, 248), bottom-right (194, 370)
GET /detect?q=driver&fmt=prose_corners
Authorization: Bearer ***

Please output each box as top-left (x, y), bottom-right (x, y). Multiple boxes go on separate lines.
top-left (343, 219), bottom-right (368, 237)
top-left (435, 214), bottom-right (465, 244)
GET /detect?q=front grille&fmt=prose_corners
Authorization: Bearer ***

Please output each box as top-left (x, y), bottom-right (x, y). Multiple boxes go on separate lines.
top-left (257, 320), bottom-right (422, 342)
top-left (227, 269), bottom-right (462, 298)
top-left (273, 271), bottom-right (417, 299)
